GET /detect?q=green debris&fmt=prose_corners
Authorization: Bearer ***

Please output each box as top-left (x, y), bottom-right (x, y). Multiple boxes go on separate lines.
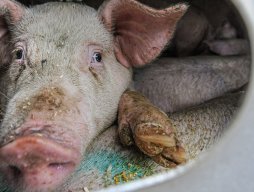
top-left (102, 156), bottom-right (156, 186)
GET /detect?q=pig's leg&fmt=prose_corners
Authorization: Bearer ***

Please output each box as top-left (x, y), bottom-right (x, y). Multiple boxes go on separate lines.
top-left (118, 90), bottom-right (186, 168)
top-left (206, 39), bottom-right (250, 56)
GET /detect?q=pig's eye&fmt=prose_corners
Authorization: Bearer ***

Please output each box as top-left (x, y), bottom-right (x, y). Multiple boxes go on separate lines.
top-left (87, 46), bottom-right (103, 70)
top-left (14, 48), bottom-right (24, 61)
top-left (91, 52), bottom-right (102, 63)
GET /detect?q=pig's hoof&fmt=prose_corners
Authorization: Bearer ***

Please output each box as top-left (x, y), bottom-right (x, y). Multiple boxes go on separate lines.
top-left (118, 90), bottom-right (187, 168)
top-left (134, 122), bottom-right (186, 167)
top-left (118, 120), bottom-right (187, 168)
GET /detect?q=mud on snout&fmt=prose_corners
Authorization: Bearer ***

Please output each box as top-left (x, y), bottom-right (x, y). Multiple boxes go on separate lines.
top-left (0, 86), bottom-right (89, 191)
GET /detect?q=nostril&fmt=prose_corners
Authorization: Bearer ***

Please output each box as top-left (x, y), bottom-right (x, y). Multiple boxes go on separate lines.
top-left (0, 136), bottom-right (79, 189)
top-left (8, 165), bottom-right (22, 178)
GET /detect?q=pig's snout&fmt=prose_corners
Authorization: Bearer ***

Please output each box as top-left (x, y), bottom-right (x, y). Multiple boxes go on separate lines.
top-left (0, 85), bottom-right (85, 190)
top-left (0, 136), bottom-right (80, 190)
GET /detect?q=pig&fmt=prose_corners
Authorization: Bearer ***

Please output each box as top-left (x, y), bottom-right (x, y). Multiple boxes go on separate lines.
top-left (205, 21), bottom-right (249, 56)
top-left (0, 0), bottom-right (188, 191)
top-left (206, 39), bottom-right (250, 56)
top-left (144, 0), bottom-right (248, 57)
top-left (58, 92), bottom-right (243, 191)
top-left (17, 0), bottom-right (250, 57)
top-left (171, 6), bottom-right (249, 57)
top-left (1, 90), bottom-right (241, 192)
top-left (134, 56), bottom-right (250, 112)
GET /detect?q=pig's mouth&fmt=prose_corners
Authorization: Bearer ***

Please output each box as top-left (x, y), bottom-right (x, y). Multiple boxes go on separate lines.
top-left (0, 135), bottom-right (81, 191)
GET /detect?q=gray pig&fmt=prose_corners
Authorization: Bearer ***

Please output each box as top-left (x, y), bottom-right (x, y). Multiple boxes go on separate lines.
top-left (0, 0), bottom-right (187, 191)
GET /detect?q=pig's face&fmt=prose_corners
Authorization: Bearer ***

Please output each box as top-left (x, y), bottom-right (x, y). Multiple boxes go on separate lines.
top-left (0, 0), bottom-right (187, 191)
top-left (0, 2), bottom-right (131, 191)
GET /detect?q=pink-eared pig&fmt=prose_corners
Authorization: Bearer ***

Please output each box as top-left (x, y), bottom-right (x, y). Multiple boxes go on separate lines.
top-left (17, 0), bottom-right (250, 57)
top-left (0, 0), bottom-right (188, 191)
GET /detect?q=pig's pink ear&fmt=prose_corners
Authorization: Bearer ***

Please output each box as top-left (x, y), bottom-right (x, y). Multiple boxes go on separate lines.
top-left (0, 0), bottom-right (25, 39)
top-left (99, 0), bottom-right (188, 68)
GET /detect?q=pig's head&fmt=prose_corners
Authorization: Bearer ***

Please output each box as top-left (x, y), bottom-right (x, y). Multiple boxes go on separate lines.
top-left (0, 0), bottom-right (187, 191)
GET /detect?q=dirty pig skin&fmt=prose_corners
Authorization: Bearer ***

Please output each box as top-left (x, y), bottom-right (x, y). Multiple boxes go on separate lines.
top-left (0, 0), bottom-right (187, 191)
